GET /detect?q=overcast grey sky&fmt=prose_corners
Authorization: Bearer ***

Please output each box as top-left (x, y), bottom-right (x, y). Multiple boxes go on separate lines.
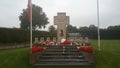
top-left (0, 0), bottom-right (120, 29)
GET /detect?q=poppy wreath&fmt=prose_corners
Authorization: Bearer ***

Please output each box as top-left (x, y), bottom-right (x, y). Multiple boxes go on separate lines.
top-left (84, 46), bottom-right (93, 53)
top-left (32, 46), bottom-right (45, 53)
top-left (45, 40), bottom-right (53, 46)
top-left (63, 40), bottom-right (70, 44)
top-left (71, 42), bottom-right (76, 45)
top-left (61, 40), bottom-right (70, 46)
top-left (77, 46), bottom-right (85, 51)
top-left (78, 46), bottom-right (93, 53)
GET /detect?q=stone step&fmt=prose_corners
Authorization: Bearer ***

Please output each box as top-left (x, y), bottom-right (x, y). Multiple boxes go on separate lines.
top-left (46, 46), bottom-right (62, 48)
top-left (46, 45), bottom-right (77, 48)
top-left (46, 49), bottom-right (78, 52)
top-left (46, 46), bottom-right (77, 50)
top-left (46, 49), bottom-right (63, 51)
top-left (65, 49), bottom-right (78, 51)
top-left (34, 62), bottom-right (90, 66)
top-left (65, 46), bottom-right (77, 48)
top-left (46, 46), bottom-right (77, 48)
top-left (43, 52), bottom-right (81, 55)
top-left (38, 58), bottom-right (87, 62)
top-left (46, 48), bottom-right (78, 50)
top-left (33, 45), bottom-right (92, 66)
top-left (34, 61), bottom-right (90, 66)
top-left (40, 55), bottom-right (84, 59)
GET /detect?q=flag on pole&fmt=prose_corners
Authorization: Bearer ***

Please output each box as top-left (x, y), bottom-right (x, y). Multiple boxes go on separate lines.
top-left (28, 0), bottom-right (31, 22)
top-left (28, 0), bottom-right (33, 49)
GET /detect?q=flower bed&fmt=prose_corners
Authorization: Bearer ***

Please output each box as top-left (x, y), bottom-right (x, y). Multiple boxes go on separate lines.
top-left (45, 40), bottom-right (53, 46)
top-left (77, 46), bottom-right (94, 53)
top-left (77, 46), bottom-right (95, 63)
top-left (32, 45), bottom-right (46, 53)
top-left (61, 40), bottom-right (70, 47)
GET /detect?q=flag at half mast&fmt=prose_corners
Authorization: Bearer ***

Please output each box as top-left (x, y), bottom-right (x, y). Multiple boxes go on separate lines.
top-left (28, 0), bottom-right (31, 23)
top-left (28, 0), bottom-right (32, 48)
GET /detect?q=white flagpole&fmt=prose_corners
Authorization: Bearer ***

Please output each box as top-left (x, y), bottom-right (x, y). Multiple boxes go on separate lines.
top-left (97, 0), bottom-right (101, 51)
top-left (30, 0), bottom-right (32, 49)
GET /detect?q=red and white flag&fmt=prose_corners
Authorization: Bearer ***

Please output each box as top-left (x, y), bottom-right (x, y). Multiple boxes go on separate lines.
top-left (28, 0), bottom-right (31, 22)
top-left (28, 0), bottom-right (33, 49)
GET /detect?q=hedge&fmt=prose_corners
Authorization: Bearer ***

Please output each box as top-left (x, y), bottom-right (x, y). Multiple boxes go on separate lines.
top-left (0, 28), bottom-right (56, 43)
top-left (0, 28), bottom-right (120, 43)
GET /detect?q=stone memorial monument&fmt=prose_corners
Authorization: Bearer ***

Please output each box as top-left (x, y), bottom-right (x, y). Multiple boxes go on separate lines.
top-left (79, 37), bottom-right (83, 45)
top-left (54, 12), bottom-right (69, 43)
top-left (53, 37), bottom-right (57, 42)
top-left (52, 37), bottom-right (57, 45)
top-left (40, 37), bottom-right (44, 43)
top-left (84, 37), bottom-right (89, 44)
top-left (34, 37), bottom-right (39, 43)
top-left (46, 37), bottom-right (50, 41)
top-left (79, 37), bottom-right (83, 43)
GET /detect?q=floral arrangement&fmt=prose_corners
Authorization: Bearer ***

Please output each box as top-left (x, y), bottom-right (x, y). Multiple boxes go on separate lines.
top-left (61, 40), bottom-right (70, 47)
top-left (32, 44), bottom-right (46, 53)
top-left (77, 46), bottom-right (94, 53)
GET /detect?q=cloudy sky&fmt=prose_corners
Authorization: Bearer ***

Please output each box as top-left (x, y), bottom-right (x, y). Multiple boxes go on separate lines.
top-left (0, 0), bottom-right (120, 30)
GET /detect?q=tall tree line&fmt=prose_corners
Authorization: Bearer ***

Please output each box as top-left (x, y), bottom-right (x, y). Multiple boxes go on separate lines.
top-left (66, 24), bottom-right (120, 39)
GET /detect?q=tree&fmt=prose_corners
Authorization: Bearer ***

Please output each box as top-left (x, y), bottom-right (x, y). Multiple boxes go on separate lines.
top-left (67, 25), bottom-right (78, 33)
top-left (78, 26), bottom-right (89, 32)
top-left (19, 4), bottom-right (49, 30)
top-left (48, 25), bottom-right (56, 32)
top-left (107, 25), bottom-right (120, 30)
top-left (89, 24), bottom-right (98, 31)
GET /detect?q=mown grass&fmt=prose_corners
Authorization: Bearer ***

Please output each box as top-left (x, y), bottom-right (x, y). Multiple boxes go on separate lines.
top-left (0, 48), bottom-right (34, 68)
top-left (0, 40), bottom-right (120, 68)
top-left (92, 40), bottom-right (120, 68)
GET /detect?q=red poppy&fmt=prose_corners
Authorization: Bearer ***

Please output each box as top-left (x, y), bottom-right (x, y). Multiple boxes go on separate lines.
top-left (45, 40), bottom-right (53, 46)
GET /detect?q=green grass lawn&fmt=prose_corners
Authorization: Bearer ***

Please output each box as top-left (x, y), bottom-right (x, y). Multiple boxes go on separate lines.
top-left (0, 40), bottom-right (120, 68)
